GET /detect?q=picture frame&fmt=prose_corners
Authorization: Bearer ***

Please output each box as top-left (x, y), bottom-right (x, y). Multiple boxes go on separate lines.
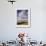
top-left (16, 8), bottom-right (31, 28)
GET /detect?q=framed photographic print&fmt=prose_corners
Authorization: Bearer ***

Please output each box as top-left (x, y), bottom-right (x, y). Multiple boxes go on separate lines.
top-left (16, 8), bottom-right (31, 28)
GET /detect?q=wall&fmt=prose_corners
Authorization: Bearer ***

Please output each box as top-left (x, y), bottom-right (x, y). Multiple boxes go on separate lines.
top-left (0, 0), bottom-right (46, 41)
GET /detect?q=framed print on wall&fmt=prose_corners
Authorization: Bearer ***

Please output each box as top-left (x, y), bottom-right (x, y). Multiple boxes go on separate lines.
top-left (16, 8), bottom-right (31, 28)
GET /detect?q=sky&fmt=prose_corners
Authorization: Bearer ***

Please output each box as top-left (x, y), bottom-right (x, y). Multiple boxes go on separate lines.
top-left (17, 10), bottom-right (28, 21)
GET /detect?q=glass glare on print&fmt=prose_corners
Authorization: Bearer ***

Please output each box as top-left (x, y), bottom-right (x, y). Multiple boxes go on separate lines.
top-left (17, 10), bottom-right (28, 25)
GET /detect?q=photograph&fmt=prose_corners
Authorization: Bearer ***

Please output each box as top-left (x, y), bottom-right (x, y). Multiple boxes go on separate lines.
top-left (16, 8), bottom-right (31, 28)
